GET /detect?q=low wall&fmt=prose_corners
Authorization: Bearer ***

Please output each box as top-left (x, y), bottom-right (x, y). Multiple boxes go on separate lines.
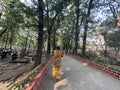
top-left (26, 57), bottom-right (53, 90)
top-left (69, 55), bottom-right (120, 80)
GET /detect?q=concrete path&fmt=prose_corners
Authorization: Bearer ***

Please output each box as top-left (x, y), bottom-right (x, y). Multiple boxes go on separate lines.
top-left (40, 55), bottom-right (120, 90)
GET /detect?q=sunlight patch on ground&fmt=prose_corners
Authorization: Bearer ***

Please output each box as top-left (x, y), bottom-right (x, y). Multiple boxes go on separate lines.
top-left (54, 78), bottom-right (68, 90)
top-left (65, 67), bottom-right (71, 70)
top-left (82, 63), bottom-right (88, 66)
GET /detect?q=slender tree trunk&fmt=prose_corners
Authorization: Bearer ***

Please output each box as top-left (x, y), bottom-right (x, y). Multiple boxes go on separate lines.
top-left (114, 48), bottom-right (116, 56)
top-left (117, 40), bottom-right (120, 56)
top-left (46, 0), bottom-right (51, 55)
top-left (52, 18), bottom-right (60, 52)
top-left (104, 34), bottom-right (107, 57)
top-left (28, 36), bottom-right (32, 54)
top-left (4, 31), bottom-right (9, 49)
top-left (25, 29), bottom-right (30, 54)
top-left (101, 30), bottom-right (107, 57)
top-left (82, 17), bottom-right (88, 56)
top-left (34, 0), bottom-right (43, 67)
top-left (47, 32), bottom-right (51, 55)
top-left (53, 28), bottom-right (56, 51)
top-left (82, 0), bottom-right (93, 56)
top-left (47, 12), bottom-right (59, 55)
top-left (10, 29), bottom-right (14, 49)
top-left (74, 0), bottom-right (80, 55)
top-left (98, 35), bottom-right (104, 51)
top-left (3, 33), bottom-right (6, 48)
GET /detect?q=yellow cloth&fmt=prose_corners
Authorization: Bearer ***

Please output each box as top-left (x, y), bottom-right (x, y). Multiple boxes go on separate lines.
top-left (52, 66), bottom-right (61, 77)
top-left (52, 50), bottom-right (63, 77)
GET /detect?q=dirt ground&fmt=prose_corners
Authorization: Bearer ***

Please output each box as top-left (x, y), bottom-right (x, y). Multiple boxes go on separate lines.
top-left (0, 58), bottom-right (34, 90)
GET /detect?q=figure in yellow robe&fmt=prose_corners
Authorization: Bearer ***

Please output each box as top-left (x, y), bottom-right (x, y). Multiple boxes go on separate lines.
top-left (52, 46), bottom-right (63, 79)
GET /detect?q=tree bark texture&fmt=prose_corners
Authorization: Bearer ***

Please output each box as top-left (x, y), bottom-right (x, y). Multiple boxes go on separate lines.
top-left (34, 0), bottom-right (43, 67)
top-left (47, 11), bottom-right (59, 55)
top-left (74, 0), bottom-right (80, 55)
top-left (82, 0), bottom-right (94, 56)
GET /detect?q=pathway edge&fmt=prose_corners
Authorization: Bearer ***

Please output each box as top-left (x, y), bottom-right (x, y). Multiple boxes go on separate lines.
top-left (68, 54), bottom-right (120, 80)
top-left (26, 57), bottom-right (53, 90)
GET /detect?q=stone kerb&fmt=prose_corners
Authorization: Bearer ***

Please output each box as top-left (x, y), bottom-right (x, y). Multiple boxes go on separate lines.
top-left (26, 58), bottom-right (53, 90)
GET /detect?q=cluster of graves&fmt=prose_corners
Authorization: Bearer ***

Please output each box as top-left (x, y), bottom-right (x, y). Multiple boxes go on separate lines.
top-left (0, 48), bottom-right (18, 60)
top-left (0, 48), bottom-right (30, 63)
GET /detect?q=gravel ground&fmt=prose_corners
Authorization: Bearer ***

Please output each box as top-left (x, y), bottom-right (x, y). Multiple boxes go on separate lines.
top-left (40, 55), bottom-right (120, 90)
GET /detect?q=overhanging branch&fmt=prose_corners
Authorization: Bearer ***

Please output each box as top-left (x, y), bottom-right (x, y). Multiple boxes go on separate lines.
top-left (0, 28), bottom-right (7, 37)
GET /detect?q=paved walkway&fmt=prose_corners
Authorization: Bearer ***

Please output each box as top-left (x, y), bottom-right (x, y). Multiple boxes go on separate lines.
top-left (40, 55), bottom-right (120, 90)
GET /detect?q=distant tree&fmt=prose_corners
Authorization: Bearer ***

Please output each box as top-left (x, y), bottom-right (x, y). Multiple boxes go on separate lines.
top-left (107, 30), bottom-right (120, 53)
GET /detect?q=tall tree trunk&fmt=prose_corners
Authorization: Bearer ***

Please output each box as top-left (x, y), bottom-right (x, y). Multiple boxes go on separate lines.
top-left (74, 0), bottom-right (80, 55)
top-left (47, 12), bottom-right (59, 55)
top-left (28, 36), bottom-right (32, 55)
top-left (82, 0), bottom-right (93, 56)
top-left (118, 42), bottom-right (120, 52)
top-left (25, 29), bottom-right (30, 54)
top-left (52, 18), bottom-right (60, 53)
top-left (47, 32), bottom-right (51, 55)
top-left (10, 29), bottom-right (14, 49)
top-left (46, 0), bottom-right (51, 55)
top-left (34, 0), bottom-right (43, 67)
top-left (101, 30), bottom-right (107, 57)
top-left (117, 40), bottom-right (120, 56)
top-left (53, 28), bottom-right (56, 52)
top-left (4, 31), bottom-right (9, 49)
top-left (104, 33), bottom-right (107, 57)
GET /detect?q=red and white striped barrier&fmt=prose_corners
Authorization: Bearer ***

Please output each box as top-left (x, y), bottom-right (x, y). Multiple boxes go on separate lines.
top-left (26, 57), bottom-right (53, 90)
top-left (69, 55), bottom-right (120, 80)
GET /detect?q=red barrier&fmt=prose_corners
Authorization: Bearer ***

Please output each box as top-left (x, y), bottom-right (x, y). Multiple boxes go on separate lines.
top-left (69, 55), bottom-right (120, 80)
top-left (26, 57), bottom-right (53, 90)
